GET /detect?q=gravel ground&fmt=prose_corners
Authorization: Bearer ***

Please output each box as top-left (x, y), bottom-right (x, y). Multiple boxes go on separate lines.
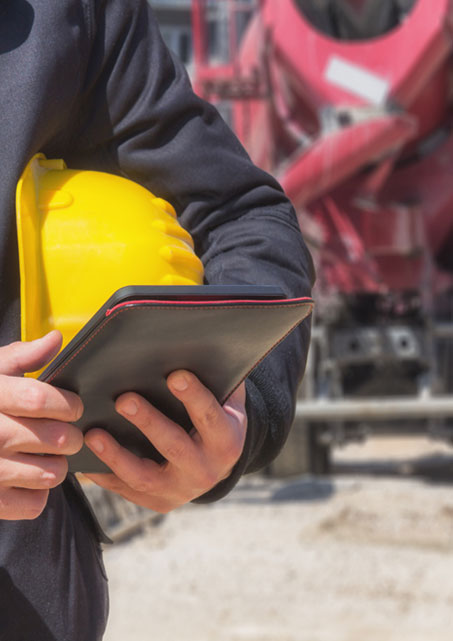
top-left (101, 437), bottom-right (453, 641)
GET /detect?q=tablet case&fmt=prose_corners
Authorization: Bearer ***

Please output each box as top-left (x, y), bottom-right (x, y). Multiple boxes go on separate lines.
top-left (41, 289), bottom-right (314, 473)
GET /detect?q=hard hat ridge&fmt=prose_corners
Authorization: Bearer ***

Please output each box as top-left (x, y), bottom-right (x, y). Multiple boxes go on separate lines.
top-left (16, 154), bottom-right (204, 372)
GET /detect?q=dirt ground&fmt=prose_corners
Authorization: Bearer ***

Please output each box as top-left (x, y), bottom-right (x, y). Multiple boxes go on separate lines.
top-left (101, 436), bottom-right (453, 641)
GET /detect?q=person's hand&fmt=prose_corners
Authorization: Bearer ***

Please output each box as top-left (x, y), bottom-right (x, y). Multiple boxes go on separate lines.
top-left (84, 372), bottom-right (247, 512)
top-left (0, 332), bottom-right (84, 520)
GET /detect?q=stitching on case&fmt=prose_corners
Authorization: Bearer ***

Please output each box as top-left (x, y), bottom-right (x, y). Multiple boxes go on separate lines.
top-left (219, 315), bottom-right (310, 405)
top-left (46, 302), bottom-right (314, 389)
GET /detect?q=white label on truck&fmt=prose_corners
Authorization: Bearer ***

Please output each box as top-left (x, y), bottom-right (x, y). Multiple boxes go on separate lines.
top-left (325, 55), bottom-right (390, 105)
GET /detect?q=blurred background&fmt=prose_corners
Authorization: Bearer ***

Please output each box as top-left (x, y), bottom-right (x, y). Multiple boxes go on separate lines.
top-left (98, 2), bottom-right (453, 639)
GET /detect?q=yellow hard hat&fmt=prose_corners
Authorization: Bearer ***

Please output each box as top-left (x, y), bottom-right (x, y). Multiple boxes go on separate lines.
top-left (16, 154), bottom-right (204, 362)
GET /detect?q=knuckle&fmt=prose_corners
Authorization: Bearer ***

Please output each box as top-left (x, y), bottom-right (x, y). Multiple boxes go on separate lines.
top-left (6, 342), bottom-right (24, 371)
top-left (102, 442), bottom-right (120, 470)
top-left (0, 422), bottom-right (11, 452)
top-left (149, 466), bottom-right (167, 493)
top-left (49, 425), bottom-right (67, 450)
top-left (127, 460), bottom-right (155, 493)
top-left (136, 411), bottom-right (152, 433)
top-left (164, 436), bottom-right (188, 462)
top-left (51, 424), bottom-right (83, 454)
top-left (129, 477), bottom-right (151, 494)
top-left (197, 398), bottom-right (219, 429)
top-left (23, 383), bottom-right (47, 413)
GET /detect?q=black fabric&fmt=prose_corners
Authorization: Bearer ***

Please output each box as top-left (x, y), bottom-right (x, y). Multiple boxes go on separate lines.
top-left (0, 481), bottom-right (109, 641)
top-left (0, 0), bottom-right (314, 638)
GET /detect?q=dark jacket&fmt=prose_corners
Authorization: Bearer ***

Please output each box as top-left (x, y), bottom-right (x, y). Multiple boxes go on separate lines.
top-left (0, 1), bottom-right (314, 639)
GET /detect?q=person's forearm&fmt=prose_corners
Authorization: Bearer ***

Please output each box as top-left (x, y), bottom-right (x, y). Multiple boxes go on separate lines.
top-left (60, 0), bottom-right (315, 499)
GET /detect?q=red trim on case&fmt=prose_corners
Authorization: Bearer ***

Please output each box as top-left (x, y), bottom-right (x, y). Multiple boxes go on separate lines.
top-left (46, 299), bottom-right (314, 387)
top-left (105, 296), bottom-right (314, 317)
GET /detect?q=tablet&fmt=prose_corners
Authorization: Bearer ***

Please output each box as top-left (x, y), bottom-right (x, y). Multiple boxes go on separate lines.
top-left (40, 285), bottom-right (314, 472)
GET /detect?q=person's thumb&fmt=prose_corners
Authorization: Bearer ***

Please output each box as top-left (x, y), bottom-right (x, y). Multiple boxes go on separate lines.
top-left (0, 331), bottom-right (63, 376)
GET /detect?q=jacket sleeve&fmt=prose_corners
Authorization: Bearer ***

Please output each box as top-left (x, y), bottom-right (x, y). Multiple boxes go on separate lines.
top-left (63, 0), bottom-right (315, 501)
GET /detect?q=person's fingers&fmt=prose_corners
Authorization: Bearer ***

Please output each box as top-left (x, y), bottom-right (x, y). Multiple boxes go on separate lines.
top-left (82, 471), bottom-right (176, 513)
top-left (0, 453), bottom-right (68, 490)
top-left (0, 375), bottom-right (84, 421)
top-left (0, 331), bottom-right (62, 376)
top-left (166, 371), bottom-right (246, 462)
top-left (114, 394), bottom-right (200, 469)
top-left (84, 378), bottom-right (248, 514)
top-left (0, 487), bottom-right (50, 520)
top-left (0, 414), bottom-right (83, 455)
top-left (84, 424), bottom-right (210, 502)
top-left (84, 428), bottom-right (163, 486)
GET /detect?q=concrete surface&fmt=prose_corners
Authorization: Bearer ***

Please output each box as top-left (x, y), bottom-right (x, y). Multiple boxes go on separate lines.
top-left (101, 436), bottom-right (453, 641)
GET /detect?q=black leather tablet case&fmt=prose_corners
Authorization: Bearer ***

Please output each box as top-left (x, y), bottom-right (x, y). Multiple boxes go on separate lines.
top-left (41, 293), bottom-right (313, 473)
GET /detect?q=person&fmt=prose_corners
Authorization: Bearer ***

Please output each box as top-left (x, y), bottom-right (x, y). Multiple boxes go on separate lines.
top-left (0, 1), bottom-right (314, 639)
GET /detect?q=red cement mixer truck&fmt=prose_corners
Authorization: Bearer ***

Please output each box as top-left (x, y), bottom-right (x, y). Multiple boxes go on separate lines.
top-left (191, 0), bottom-right (453, 472)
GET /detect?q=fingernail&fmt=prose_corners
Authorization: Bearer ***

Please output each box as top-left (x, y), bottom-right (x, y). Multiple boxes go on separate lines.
top-left (89, 439), bottom-right (104, 454)
top-left (171, 374), bottom-right (188, 391)
top-left (119, 399), bottom-right (138, 416)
